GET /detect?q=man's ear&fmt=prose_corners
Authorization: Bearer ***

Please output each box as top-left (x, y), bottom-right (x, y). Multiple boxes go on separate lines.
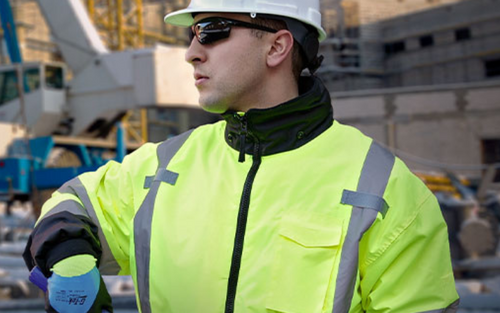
top-left (266, 30), bottom-right (294, 69)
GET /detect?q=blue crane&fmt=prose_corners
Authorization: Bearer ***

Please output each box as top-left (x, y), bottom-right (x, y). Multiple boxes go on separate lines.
top-left (0, 0), bottom-right (23, 63)
top-left (0, 0), bottom-right (126, 213)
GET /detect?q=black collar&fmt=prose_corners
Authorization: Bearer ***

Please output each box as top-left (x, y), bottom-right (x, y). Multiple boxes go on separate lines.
top-left (222, 76), bottom-right (333, 162)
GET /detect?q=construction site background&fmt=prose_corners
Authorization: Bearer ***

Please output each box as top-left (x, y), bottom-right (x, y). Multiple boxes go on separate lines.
top-left (2, 0), bottom-right (499, 178)
top-left (1, 0), bottom-right (500, 312)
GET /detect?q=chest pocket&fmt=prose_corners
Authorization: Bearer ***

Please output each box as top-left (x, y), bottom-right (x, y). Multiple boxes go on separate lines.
top-left (266, 213), bottom-right (344, 313)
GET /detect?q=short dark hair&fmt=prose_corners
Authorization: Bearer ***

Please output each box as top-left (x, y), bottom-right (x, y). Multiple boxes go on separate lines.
top-left (250, 17), bottom-right (305, 81)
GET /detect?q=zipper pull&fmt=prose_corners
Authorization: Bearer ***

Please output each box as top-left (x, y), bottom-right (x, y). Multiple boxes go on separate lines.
top-left (238, 116), bottom-right (247, 163)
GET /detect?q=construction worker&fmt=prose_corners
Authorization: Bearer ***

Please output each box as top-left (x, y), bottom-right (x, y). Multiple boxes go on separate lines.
top-left (24, 0), bottom-right (460, 312)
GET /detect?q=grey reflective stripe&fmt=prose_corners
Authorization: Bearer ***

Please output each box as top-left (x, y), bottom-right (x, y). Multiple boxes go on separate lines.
top-left (40, 199), bottom-right (88, 220)
top-left (56, 177), bottom-right (121, 275)
top-left (144, 169), bottom-right (179, 189)
top-left (154, 168), bottom-right (179, 185)
top-left (143, 176), bottom-right (154, 189)
top-left (420, 299), bottom-right (460, 313)
top-left (341, 190), bottom-right (389, 217)
top-left (57, 180), bottom-right (79, 195)
top-left (134, 130), bottom-right (193, 313)
top-left (332, 141), bottom-right (395, 313)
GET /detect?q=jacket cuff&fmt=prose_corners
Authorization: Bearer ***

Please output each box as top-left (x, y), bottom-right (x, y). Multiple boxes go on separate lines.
top-left (43, 239), bottom-right (99, 277)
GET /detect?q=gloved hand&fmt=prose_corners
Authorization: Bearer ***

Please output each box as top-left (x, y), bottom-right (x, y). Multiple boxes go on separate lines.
top-left (45, 255), bottom-right (113, 313)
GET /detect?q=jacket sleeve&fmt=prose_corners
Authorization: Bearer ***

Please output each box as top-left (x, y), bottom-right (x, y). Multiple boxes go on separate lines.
top-left (23, 142), bottom-right (160, 277)
top-left (359, 161), bottom-right (460, 312)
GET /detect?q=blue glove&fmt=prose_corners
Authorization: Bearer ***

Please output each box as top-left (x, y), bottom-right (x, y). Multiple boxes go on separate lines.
top-left (47, 266), bottom-right (100, 313)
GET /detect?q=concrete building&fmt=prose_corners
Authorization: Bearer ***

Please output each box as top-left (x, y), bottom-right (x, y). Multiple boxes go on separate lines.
top-left (318, 0), bottom-right (500, 91)
top-left (382, 0), bottom-right (500, 88)
top-left (333, 80), bottom-right (500, 180)
top-left (320, 0), bottom-right (500, 181)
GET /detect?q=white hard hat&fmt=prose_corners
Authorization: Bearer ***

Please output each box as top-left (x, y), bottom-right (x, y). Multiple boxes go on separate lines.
top-left (164, 0), bottom-right (327, 42)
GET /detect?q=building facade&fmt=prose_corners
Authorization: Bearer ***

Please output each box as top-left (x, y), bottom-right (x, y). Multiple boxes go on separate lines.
top-left (320, 0), bottom-right (500, 181)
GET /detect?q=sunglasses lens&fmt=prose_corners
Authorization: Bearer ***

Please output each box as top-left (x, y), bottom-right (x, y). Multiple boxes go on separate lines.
top-left (190, 19), bottom-right (231, 45)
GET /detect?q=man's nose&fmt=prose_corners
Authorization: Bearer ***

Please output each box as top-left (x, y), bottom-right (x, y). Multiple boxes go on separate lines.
top-left (185, 38), bottom-right (206, 64)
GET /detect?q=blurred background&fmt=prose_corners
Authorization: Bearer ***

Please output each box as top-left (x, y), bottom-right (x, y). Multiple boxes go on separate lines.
top-left (0, 0), bottom-right (500, 312)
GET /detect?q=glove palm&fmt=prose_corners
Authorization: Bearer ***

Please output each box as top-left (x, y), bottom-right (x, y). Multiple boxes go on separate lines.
top-left (45, 255), bottom-right (113, 313)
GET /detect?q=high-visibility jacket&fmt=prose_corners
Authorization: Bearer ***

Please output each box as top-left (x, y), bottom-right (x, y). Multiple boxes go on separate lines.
top-left (25, 77), bottom-right (459, 313)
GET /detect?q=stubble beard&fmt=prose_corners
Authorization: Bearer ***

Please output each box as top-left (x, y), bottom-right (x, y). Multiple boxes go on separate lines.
top-left (198, 91), bottom-right (231, 114)
top-left (197, 79), bottom-right (243, 113)
top-left (197, 65), bottom-right (261, 113)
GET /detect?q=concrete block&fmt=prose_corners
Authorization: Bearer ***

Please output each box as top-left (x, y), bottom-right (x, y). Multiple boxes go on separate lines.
top-left (467, 59), bottom-right (486, 81)
top-left (432, 65), bottom-right (447, 85)
top-left (333, 95), bottom-right (386, 119)
top-left (468, 87), bottom-right (500, 111)
top-left (447, 61), bottom-right (466, 83)
top-left (471, 18), bottom-right (500, 37)
top-left (434, 31), bottom-right (454, 46)
top-left (396, 91), bottom-right (456, 115)
top-left (467, 114), bottom-right (500, 139)
top-left (395, 118), bottom-right (483, 176)
top-left (406, 38), bottom-right (420, 51)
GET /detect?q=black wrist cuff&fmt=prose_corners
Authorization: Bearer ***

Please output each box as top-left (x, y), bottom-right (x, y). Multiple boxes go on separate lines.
top-left (43, 239), bottom-right (99, 277)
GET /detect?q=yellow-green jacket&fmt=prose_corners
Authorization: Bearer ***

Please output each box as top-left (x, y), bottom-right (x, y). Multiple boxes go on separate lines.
top-left (24, 77), bottom-right (459, 313)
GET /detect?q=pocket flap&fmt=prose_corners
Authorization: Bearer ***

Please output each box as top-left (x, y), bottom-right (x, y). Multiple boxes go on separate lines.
top-left (279, 217), bottom-right (342, 248)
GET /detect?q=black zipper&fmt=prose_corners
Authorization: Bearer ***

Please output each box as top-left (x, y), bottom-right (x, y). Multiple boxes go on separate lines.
top-left (238, 115), bottom-right (247, 163)
top-left (224, 140), bottom-right (261, 313)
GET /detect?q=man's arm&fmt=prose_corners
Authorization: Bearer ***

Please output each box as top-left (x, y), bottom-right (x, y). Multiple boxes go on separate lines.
top-left (359, 163), bottom-right (459, 312)
top-left (23, 142), bottom-right (159, 277)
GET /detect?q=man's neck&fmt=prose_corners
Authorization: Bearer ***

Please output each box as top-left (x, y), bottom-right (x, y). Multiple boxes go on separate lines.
top-left (240, 74), bottom-right (299, 112)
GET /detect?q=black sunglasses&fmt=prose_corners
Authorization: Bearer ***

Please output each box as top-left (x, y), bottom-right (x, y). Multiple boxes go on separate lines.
top-left (189, 17), bottom-right (278, 45)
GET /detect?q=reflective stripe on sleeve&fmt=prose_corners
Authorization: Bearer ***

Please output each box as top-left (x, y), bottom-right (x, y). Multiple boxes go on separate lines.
top-left (39, 199), bottom-right (88, 220)
top-left (332, 141), bottom-right (395, 313)
top-left (340, 190), bottom-right (389, 217)
top-left (143, 169), bottom-right (178, 189)
top-left (154, 168), bottom-right (179, 185)
top-left (143, 176), bottom-right (154, 189)
top-left (134, 129), bottom-right (193, 313)
top-left (56, 177), bottom-right (121, 275)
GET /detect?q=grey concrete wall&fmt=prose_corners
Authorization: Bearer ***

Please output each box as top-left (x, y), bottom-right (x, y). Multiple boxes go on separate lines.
top-left (380, 0), bottom-right (500, 40)
top-left (381, 0), bottom-right (500, 87)
top-left (332, 81), bottom-right (500, 178)
top-left (356, 0), bottom-right (465, 70)
top-left (319, 0), bottom-right (500, 92)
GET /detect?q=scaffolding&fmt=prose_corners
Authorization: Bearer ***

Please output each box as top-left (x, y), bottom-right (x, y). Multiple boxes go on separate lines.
top-left (84, 0), bottom-right (189, 143)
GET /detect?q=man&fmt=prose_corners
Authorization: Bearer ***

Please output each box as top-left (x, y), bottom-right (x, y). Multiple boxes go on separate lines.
top-left (24, 1), bottom-right (460, 312)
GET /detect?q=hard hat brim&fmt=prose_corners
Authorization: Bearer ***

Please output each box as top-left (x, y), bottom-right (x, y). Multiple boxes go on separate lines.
top-left (164, 8), bottom-right (327, 42)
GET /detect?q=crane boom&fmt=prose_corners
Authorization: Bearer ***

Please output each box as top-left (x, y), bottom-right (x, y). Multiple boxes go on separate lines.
top-left (0, 0), bottom-right (22, 63)
top-left (0, 0), bottom-right (198, 136)
top-left (36, 0), bottom-right (108, 74)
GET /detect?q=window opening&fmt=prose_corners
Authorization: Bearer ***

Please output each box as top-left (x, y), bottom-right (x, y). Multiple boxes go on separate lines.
top-left (482, 139), bottom-right (500, 182)
top-left (419, 35), bottom-right (434, 48)
top-left (385, 41), bottom-right (406, 56)
top-left (455, 28), bottom-right (471, 41)
top-left (485, 58), bottom-right (500, 78)
top-left (45, 65), bottom-right (64, 89)
top-left (24, 68), bottom-right (40, 91)
top-left (0, 70), bottom-right (19, 106)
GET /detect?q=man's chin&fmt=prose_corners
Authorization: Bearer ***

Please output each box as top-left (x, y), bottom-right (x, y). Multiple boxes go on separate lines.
top-left (199, 99), bottom-right (228, 114)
